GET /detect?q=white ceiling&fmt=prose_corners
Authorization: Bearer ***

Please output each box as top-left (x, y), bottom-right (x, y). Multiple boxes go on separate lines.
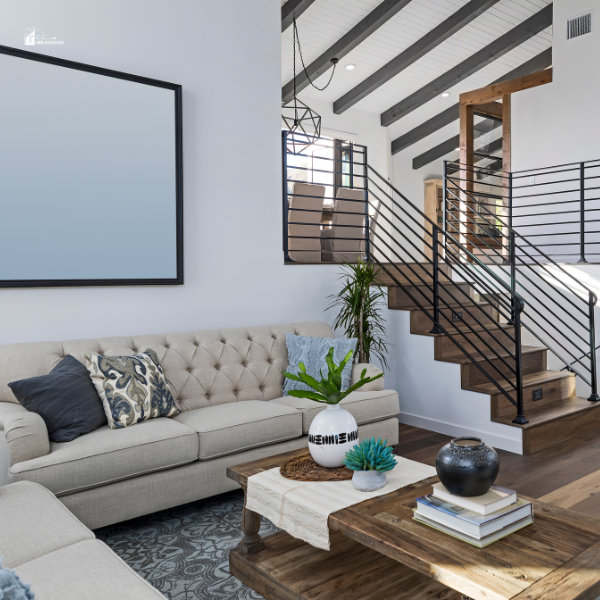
top-left (282, 0), bottom-right (552, 157)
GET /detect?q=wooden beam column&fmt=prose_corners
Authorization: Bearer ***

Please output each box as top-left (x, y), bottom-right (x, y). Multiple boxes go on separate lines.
top-left (459, 103), bottom-right (474, 259)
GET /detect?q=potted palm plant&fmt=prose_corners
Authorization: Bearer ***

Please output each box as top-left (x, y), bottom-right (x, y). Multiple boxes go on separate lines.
top-left (326, 259), bottom-right (389, 368)
top-left (283, 348), bottom-right (383, 468)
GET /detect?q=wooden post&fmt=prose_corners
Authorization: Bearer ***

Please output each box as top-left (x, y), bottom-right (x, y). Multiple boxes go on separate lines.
top-left (502, 93), bottom-right (512, 261)
top-left (459, 102), bottom-right (474, 261)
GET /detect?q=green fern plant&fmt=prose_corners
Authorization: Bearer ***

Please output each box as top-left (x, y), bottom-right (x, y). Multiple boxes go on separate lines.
top-left (344, 437), bottom-right (397, 472)
top-left (282, 347), bottom-right (383, 405)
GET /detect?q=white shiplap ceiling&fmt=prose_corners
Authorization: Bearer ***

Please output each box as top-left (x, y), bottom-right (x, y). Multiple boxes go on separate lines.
top-left (282, 0), bottom-right (552, 164)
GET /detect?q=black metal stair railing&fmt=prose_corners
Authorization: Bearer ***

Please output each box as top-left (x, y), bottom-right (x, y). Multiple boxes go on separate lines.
top-left (281, 130), bottom-right (600, 422)
top-left (444, 161), bottom-right (600, 403)
top-left (363, 166), bottom-right (530, 423)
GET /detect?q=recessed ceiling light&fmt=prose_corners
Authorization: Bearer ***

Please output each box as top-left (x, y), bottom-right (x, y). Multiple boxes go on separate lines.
top-left (345, 64), bottom-right (356, 71)
top-left (442, 92), bottom-right (450, 98)
top-left (455, 147), bottom-right (460, 151)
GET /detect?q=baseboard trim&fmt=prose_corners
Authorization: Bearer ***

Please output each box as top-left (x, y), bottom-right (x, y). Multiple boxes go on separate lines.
top-left (397, 412), bottom-right (523, 455)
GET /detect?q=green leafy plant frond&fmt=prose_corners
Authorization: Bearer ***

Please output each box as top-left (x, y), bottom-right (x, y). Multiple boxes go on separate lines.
top-left (282, 347), bottom-right (383, 404)
top-left (325, 259), bottom-right (389, 369)
top-left (343, 437), bottom-right (397, 473)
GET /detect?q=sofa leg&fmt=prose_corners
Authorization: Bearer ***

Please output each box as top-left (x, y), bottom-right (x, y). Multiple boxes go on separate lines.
top-left (239, 485), bottom-right (264, 554)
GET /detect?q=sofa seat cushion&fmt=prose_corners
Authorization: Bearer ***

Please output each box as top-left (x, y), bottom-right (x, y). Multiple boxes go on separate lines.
top-left (0, 481), bottom-right (94, 568)
top-left (271, 390), bottom-right (399, 434)
top-left (15, 540), bottom-right (166, 600)
top-left (173, 400), bottom-right (302, 460)
top-left (9, 418), bottom-right (198, 496)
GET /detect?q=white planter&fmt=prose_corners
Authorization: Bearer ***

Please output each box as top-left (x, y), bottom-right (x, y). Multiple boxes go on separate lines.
top-left (307, 404), bottom-right (359, 468)
top-left (352, 470), bottom-right (387, 492)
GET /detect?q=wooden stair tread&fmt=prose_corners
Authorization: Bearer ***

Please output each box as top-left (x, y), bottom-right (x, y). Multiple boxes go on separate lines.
top-left (418, 322), bottom-right (512, 338)
top-left (401, 301), bottom-right (495, 312)
top-left (440, 344), bottom-right (543, 365)
top-left (467, 370), bottom-right (574, 395)
top-left (493, 396), bottom-right (600, 429)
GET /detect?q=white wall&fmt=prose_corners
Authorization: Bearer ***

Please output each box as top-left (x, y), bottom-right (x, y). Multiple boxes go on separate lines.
top-left (0, 0), bottom-right (385, 345)
top-left (513, 0), bottom-right (600, 169)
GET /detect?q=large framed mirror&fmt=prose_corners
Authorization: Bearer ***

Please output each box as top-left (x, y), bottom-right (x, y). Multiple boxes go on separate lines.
top-left (0, 45), bottom-right (183, 287)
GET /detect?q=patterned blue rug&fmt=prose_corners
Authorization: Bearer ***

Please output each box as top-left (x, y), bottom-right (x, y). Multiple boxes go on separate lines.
top-left (95, 490), bottom-right (277, 600)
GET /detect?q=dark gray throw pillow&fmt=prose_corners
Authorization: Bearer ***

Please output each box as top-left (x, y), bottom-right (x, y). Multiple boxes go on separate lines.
top-left (8, 355), bottom-right (107, 443)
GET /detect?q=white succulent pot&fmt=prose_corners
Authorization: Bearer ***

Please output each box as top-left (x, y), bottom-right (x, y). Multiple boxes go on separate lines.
top-left (352, 470), bottom-right (387, 492)
top-left (308, 404), bottom-right (359, 468)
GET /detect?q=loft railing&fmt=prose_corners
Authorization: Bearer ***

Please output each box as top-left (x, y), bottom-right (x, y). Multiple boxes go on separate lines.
top-left (511, 159), bottom-right (600, 263)
top-left (444, 161), bottom-right (599, 403)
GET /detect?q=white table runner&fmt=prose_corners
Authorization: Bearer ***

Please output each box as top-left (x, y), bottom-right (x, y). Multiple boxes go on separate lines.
top-left (246, 457), bottom-right (436, 550)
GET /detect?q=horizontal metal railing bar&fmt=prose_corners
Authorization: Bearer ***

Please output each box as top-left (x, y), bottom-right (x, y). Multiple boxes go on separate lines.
top-left (368, 252), bottom-right (519, 407)
top-left (287, 223), bottom-right (366, 229)
top-left (286, 152), bottom-right (367, 165)
top-left (446, 162), bottom-right (510, 178)
top-left (287, 164), bottom-right (367, 177)
top-left (287, 178), bottom-right (366, 190)
top-left (287, 207), bottom-right (368, 216)
top-left (285, 137), bottom-right (367, 153)
top-left (446, 175), bottom-right (507, 191)
top-left (511, 159), bottom-right (600, 176)
top-left (512, 187), bottom-right (583, 199)
top-left (287, 194), bottom-right (367, 205)
top-left (512, 209), bottom-right (582, 218)
top-left (512, 177), bottom-right (582, 190)
top-left (512, 199), bottom-right (582, 208)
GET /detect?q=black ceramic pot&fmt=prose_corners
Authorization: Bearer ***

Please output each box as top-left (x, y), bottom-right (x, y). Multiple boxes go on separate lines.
top-left (435, 437), bottom-right (499, 497)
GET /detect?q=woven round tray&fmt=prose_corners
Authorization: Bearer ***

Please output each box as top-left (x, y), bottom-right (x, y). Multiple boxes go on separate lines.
top-left (280, 453), bottom-right (353, 481)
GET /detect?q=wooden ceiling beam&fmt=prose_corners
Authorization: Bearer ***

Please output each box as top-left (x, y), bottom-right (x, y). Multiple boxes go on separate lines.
top-left (412, 122), bottom-right (501, 169)
top-left (390, 47), bottom-right (552, 155)
top-left (282, 0), bottom-right (317, 32)
top-left (332, 0), bottom-right (500, 115)
top-left (380, 4), bottom-right (552, 127)
top-left (282, 0), bottom-right (413, 103)
top-left (460, 68), bottom-right (553, 106)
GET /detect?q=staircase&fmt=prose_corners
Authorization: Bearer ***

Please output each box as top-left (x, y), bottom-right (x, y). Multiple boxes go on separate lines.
top-left (282, 131), bottom-right (600, 456)
top-left (375, 262), bottom-right (600, 455)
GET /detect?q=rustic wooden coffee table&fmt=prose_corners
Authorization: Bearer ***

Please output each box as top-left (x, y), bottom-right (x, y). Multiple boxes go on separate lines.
top-left (227, 449), bottom-right (600, 600)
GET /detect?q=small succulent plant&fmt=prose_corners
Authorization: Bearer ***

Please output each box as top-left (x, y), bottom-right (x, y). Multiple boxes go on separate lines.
top-left (344, 437), bottom-right (397, 473)
top-left (282, 347), bottom-right (383, 405)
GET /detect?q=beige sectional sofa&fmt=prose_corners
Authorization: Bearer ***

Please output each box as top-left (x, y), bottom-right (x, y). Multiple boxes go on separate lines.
top-left (0, 481), bottom-right (165, 599)
top-left (0, 321), bottom-right (399, 529)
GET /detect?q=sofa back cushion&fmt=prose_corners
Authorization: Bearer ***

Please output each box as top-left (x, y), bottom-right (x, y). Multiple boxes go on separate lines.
top-left (0, 322), bottom-right (333, 411)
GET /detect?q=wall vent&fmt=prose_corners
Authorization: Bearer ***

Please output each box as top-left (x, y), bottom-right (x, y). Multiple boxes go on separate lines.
top-left (567, 12), bottom-right (592, 40)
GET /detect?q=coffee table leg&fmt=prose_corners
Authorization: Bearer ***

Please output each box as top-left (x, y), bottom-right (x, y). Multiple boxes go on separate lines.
top-left (239, 485), bottom-right (265, 554)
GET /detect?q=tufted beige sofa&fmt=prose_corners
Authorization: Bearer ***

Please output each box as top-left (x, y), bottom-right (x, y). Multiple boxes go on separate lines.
top-left (0, 321), bottom-right (399, 529)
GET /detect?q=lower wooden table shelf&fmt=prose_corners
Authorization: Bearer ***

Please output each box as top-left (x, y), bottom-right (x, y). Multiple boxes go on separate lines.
top-left (230, 530), bottom-right (461, 600)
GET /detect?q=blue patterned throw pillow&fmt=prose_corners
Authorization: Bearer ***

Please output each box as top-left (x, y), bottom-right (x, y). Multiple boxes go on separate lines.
top-left (284, 334), bottom-right (357, 396)
top-left (0, 560), bottom-right (35, 600)
top-left (85, 348), bottom-right (180, 429)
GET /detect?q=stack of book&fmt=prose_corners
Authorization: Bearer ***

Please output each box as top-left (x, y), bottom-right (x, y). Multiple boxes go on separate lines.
top-left (414, 483), bottom-right (533, 547)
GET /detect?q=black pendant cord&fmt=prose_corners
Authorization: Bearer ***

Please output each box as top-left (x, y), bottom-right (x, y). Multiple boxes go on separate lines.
top-left (292, 17), bottom-right (337, 94)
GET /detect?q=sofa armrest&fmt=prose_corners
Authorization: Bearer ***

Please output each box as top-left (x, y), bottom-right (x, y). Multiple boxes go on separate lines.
top-left (351, 363), bottom-right (385, 392)
top-left (4, 412), bottom-right (50, 466)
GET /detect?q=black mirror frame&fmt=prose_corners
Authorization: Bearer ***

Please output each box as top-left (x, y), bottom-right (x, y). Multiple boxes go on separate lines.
top-left (0, 44), bottom-right (183, 288)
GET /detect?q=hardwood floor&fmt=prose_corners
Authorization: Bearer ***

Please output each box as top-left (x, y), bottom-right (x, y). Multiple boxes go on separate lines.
top-left (395, 423), bottom-right (600, 519)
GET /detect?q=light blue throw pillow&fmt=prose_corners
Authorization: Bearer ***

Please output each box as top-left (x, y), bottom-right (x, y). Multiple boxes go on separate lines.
top-left (283, 333), bottom-right (357, 396)
top-left (0, 560), bottom-right (35, 600)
